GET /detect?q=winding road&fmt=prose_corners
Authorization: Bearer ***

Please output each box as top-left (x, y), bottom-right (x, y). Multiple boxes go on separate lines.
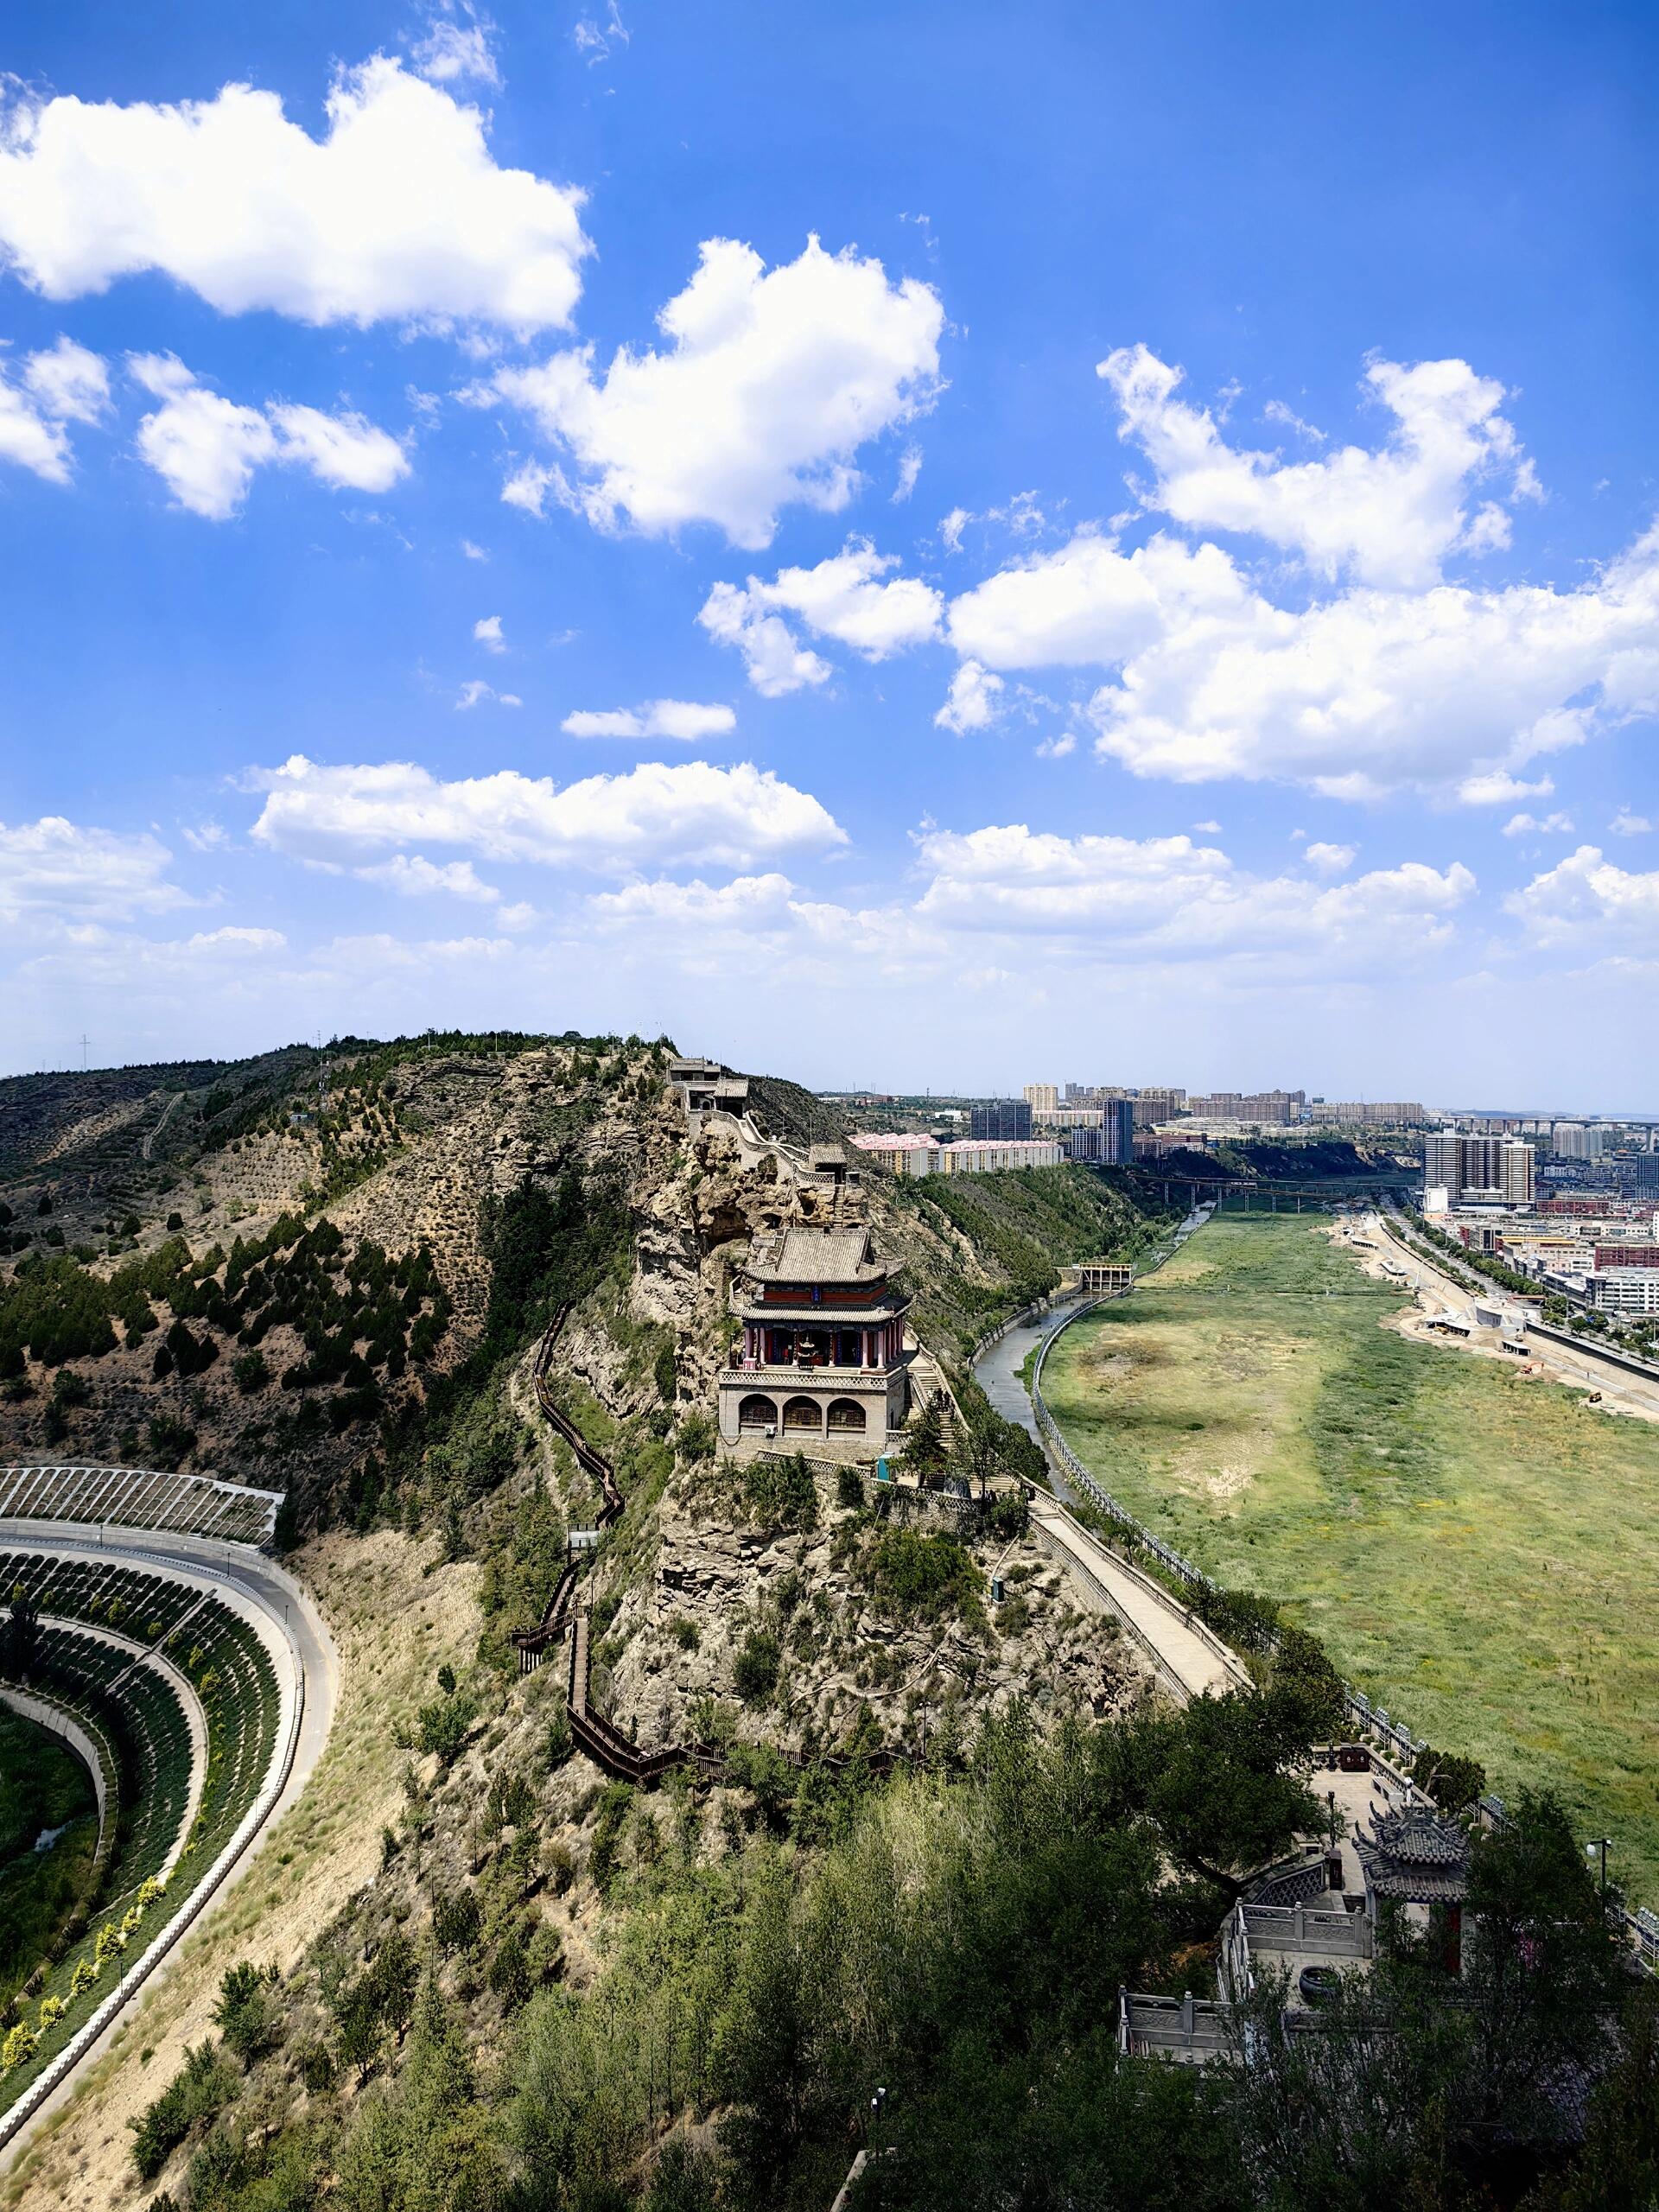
top-left (972, 1248), bottom-right (1249, 1705)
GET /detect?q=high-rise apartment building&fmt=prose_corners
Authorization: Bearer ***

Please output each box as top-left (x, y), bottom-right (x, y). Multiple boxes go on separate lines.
top-left (1424, 1131), bottom-right (1535, 1205)
top-left (969, 1098), bottom-right (1033, 1141)
top-left (1501, 1141), bottom-right (1535, 1207)
top-left (1553, 1122), bottom-right (1587, 1159)
top-left (1022, 1084), bottom-right (1059, 1116)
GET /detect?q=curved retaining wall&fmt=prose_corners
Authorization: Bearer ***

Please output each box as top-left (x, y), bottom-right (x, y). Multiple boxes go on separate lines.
top-left (0, 1687), bottom-right (118, 1887)
top-left (0, 1552), bottom-right (306, 2158)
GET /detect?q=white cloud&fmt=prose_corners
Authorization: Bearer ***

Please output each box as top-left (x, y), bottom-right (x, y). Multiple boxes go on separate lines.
top-left (574, 2), bottom-right (630, 62)
top-left (1097, 344), bottom-right (1535, 588)
top-left (1501, 810), bottom-right (1573, 837)
top-left (1611, 808), bottom-right (1653, 836)
top-left (474, 613), bottom-right (505, 652)
top-left (912, 823), bottom-right (1475, 967)
top-left (1303, 841), bottom-right (1357, 874)
top-left (461, 538), bottom-right (488, 561)
top-left (180, 819), bottom-right (230, 852)
top-left (0, 335), bottom-right (108, 481)
top-left (357, 854), bottom-right (503, 901)
top-left (939, 505), bottom-right (969, 554)
top-left (0, 56), bottom-right (588, 331)
top-left (893, 443), bottom-right (923, 501)
top-left (948, 528), bottom-right (1245, 669)
top-left (455, 680), bottom-right (521, 709)
top-left (588, 828), bottom-right (1478, 995)
top-left (410, 8), bottom-right (501, 88)
top-left (700, 539), bottom-right (942, 691)
top-left (1507, 846), bottom-right (1659, 947)
top-left (934, 660), bottom-right (1005, 734)
top-left (1457, 771), bottom-right (1556, 806)
top-left (22, 335), bottom-right (109, 423)
top-left (947, 516), bottom-right (1659, 799)
top-left (696, 582), bottom-right (830, 697)
top-left (130, 354), bottom-right (406, 518)
top-left (265, 404), bottom-right (408, 493)
top-left (0, 816), bottom-right (188, 922)
top-left (474, 235), bottom-right (943, 546)
top-left (246, 753), bottom-right (846, 874)
top-left (562, 699), bottom-right (736, 741)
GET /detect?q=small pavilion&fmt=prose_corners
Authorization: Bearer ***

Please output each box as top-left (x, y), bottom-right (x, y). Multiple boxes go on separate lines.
top-left (1356, 1804), bottom-right (1471, 1971)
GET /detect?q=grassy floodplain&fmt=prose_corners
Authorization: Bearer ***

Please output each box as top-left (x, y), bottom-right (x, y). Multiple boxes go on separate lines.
top-left (1043, 1211), bottom-right (1659, 1897)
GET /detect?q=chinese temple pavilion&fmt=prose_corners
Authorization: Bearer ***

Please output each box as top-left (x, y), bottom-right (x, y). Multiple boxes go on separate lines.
top-left (716, 1222), bottom-right (912, 1460)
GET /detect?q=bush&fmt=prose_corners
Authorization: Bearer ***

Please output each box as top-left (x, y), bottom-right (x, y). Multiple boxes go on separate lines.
top-left (836, 1465), bottom-right (865, 1510)
top-left (231, 1350), bottom-right (269, 1396)
top-left (212, 1961), bottom-right (278, 2065)
top-left (742, 1452), bottom-right (819, 1532)
top-left (868, 1529), bottom-right (982, 1620)
top-left (129, 2040), bottom-right (238, 2178)
top-left (434, 1887), bottom-right (482, 1954)
top-left (146, 1413), bottom-right (198, 1470)
top-left (733, 1628), bottom-right (782, 1705)
top-left (416, 1692), bottom-right (477, 1769)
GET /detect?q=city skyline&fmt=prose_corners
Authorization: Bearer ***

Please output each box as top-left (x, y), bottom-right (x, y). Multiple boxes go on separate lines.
top-left (1, 3), bottom-right (1656, 1098)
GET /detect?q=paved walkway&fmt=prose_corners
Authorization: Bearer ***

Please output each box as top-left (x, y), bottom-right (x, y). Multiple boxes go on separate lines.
top-left (1030, 1501), bottom-right (1243, 1701)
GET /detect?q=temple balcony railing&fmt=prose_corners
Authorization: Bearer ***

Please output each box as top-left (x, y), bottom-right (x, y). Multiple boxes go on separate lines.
top-left (718, 1361), bottom-right (904, 1392)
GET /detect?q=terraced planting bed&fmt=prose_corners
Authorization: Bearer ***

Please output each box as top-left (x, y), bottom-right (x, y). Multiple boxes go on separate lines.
top-left (1042, 1211), bottom-right (1659, 1898)
top-left (0, 1558), bottom-right (284, 2118)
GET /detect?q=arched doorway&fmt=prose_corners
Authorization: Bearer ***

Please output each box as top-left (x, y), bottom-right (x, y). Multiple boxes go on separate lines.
top-left (737, 1394), bottom-right (777, 1434)
top-left (826, 1397), bottom-right (867, 1433)
top-left (782, 1395), bottom-right (822, 1433)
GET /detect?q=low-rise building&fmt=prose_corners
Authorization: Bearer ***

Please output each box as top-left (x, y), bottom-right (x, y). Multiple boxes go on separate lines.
top-left (1585, 1269), bottom-right (1659, 1315)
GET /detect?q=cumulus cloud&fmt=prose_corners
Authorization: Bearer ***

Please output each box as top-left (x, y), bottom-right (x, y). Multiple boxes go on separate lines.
top-left (696, 583), bottom-right (831, 697)
top-left (455, 680), bottom-right (521, 709)
top-left (474, 613), bottom-right (505, 652)
top-left (0, 335), bottom-right (108, 481)
top-left (1303, 842), bottom-right (1357, 874)
top-left (1501, 810), bottom-right (1573, 837)
top-left (474, 235), bottom-right (943, 545)
top-left (934, 659), bottom-right (1006, 734)
top-left (130, 354), bottom-right (407, 518)
top-left (1097, 344), bottom-right (1535, 589)
top-left (0, 816), bottom-right (189, 922)
top-left (700, 539), bottom-right (942, 690)
top-left (947, 528), bottom-right (1245, 670)
top-left (912, 823), bottom-right (1475, 965)
top-left (1611, 808), bottom-right (1653, 836)
top-left (932, 346), bottom-right (1659, 802)
top-left (0, 56), bottom-right (588, 330)
top-left (1506, 846), bottom-right (1659, 947)
top-left (561, 699), bottom-right (736, 741)
top-left (587, 826), bottom-right (1478, 994)
top-left (945, 515), bottom-right (1659, 798)
top-left (245, 753), bottom-right (845, 874)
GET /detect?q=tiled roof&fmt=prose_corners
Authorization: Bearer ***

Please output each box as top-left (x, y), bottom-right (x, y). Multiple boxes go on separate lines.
top-left (1356, 1806), bottom-right (1470, 1904)
top-left (749, 1225), bottom-right (882, 1284)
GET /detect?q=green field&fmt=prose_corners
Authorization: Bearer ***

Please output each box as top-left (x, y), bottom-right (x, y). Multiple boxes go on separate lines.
top-left (1043, 1211), bottom-right (1659, 1898)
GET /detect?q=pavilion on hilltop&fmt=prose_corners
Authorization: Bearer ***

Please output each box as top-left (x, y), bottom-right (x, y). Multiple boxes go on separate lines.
top-left (716, 1221), bottom-right (912, 1461)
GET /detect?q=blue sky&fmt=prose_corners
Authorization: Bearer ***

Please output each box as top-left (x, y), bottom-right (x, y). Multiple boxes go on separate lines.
top-left (2, 1), bottom-right (1656, 1105)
